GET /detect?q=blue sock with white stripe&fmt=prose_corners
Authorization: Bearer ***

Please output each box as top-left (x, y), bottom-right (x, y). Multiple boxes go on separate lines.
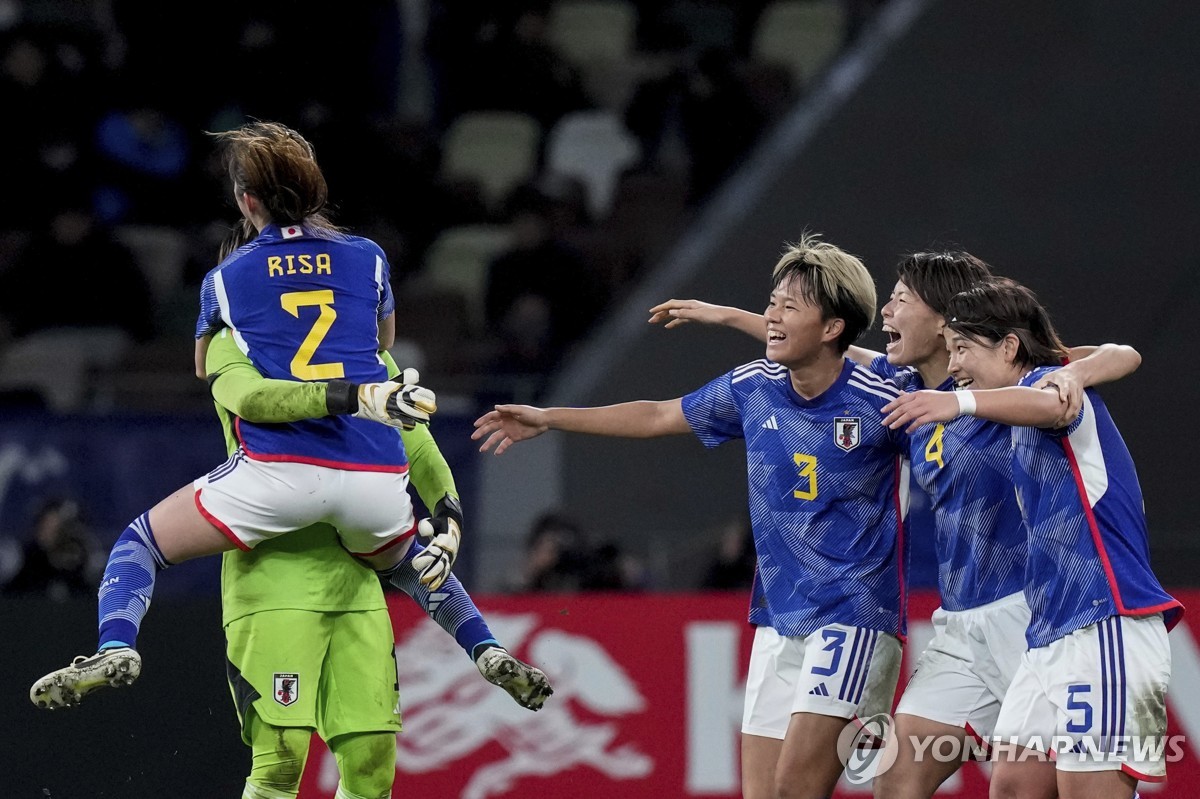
top-left (379, 543), bottom-right (497, 660)
top-left (97, 513), bottom-right (170, 651)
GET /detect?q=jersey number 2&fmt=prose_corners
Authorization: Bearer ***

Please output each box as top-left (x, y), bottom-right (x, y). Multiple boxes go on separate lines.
top-left (281, 290), bottom-right (345, 380)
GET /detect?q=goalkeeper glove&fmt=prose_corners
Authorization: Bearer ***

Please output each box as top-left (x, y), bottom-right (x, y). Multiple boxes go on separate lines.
top-left (412, 494), bottom-right (463, 590)
top-left (327, 369), bottom-right (437, 430)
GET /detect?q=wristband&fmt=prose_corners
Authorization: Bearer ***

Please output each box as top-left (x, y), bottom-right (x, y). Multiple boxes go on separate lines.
top-left (434, 494), bottom-right (464, 528)
top-left (955, 390), bottom-right (977, 417)
top-left (325, 380), bottom-right (359, 416)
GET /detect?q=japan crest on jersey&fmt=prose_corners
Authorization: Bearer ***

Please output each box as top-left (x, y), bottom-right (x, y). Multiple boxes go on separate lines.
top-left (274, 672), bottom-right (300, 706)
top-left (834, 417), bottom-right (861, 452)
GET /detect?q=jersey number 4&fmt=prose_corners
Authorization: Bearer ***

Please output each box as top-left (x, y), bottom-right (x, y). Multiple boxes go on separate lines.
top-left (924, 423), bottom-right (945, 469)
top-left (281, 290), bottom-right (345, 380)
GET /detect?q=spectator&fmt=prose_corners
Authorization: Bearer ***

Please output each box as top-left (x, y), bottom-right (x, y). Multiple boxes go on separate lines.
top-left (0, 194), bottom-right (155, 342)
top-left (699, 514), bottom-right (756, 590)
top-left (512, 510), bottom-right (588, 593)
top-left (4, 497), bottom-right (104, 601)
top-left (580, 539), bottom-right (647, 592)
top-left (484, 184), bottom-right (603, 376)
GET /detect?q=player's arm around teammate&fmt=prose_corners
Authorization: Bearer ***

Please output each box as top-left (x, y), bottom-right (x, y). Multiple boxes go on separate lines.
top-left (650, 259), bottom-right (1144, 799)
top-left (205, 328), bottom-right (553, 704)
top-left (883, 280), bottom-right (1178, 799)
top-left (478, 235), bottom-right (908, 799)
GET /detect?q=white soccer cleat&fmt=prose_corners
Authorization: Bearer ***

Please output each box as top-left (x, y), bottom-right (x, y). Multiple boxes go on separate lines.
top-left (30, 647), bottom-right (142, 710)
top-left (475, 646), bottom-right (553, 711)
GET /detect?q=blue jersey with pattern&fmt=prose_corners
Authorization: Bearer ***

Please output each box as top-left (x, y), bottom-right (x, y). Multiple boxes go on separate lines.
top-left (196, 223), bottom-right (405, 470)
top-left (682, 358), bottom-right (910, 638)
top-left (1014, 366), bottom-right (1182, 647)
top-left (871, 357), bottom-right (1026, 611)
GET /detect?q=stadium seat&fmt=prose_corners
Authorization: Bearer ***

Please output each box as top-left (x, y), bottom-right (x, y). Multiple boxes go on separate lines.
top-left (438, 112), bottom-right (543, 211)
top-left (546, 0), bottom-right (638, 70)
top-left (416, 224), bottom-right (515, 335)
top-left (0, 327), bottom-right (132, 411)
top-left (544, 110), bottom-right (642, 221)
top-left (751, 0), bottom-right (847, 92)
top-left (112, 224), bottom-right (188, 307)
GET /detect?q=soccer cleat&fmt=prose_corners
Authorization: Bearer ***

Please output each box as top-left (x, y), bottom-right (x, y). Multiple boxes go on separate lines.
top-left (475, 646), bottom-right (554, 711)
top-left (30, 648), bottom-right (142, 710)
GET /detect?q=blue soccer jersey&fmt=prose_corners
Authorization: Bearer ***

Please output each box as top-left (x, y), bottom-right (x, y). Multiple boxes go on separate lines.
top-left (682, 358), bottom-right (910, 638)
top-left (870, 357), bottom-right (1026, 611)
top-left (196, 223), bottom-right (406, 471)
top-left (1014, 366), bottom-right (1182, 648)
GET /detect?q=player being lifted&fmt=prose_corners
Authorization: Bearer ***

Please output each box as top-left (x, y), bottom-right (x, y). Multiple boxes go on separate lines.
top-left (474, 234), bottom-right (908, 799)
top-left (31, 121), bottom-right (468, 707)
top-left (881, 278), bottom-right (1180, 799)
top-left (649, 252), bottom-right (1142, 799)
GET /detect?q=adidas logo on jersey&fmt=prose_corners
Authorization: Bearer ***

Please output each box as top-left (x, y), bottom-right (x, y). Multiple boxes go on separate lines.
top-left (427, 591), bottom-right (450, 611)
top-left (762, 415), bottom-right (779, 430)
top-left (808, 683), bottom-right (829, 697)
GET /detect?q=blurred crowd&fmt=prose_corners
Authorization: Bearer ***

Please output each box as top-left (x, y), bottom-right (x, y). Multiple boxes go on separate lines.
top-left (0, 0), bottom-right (884, 411)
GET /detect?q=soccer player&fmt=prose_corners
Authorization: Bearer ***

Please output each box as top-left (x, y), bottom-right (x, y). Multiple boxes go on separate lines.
top-left (649, 254), bottom-right (1143, 799)
top-left (881, 279), bottom-right (1181, 799)
top-left (474, 234), bottom-right (909, 799)
top-left (30, 121), bottom-right (459, 706)
top-left (203, 328), bottom-right (551, 799)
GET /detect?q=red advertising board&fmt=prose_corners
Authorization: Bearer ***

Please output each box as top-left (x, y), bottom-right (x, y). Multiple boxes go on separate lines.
top-left (298, 591), bottom-right (1200, 798)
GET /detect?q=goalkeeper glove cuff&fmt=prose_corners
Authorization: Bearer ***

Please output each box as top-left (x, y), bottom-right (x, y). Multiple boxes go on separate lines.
top-left (325, 379), bottom-right (359, 416)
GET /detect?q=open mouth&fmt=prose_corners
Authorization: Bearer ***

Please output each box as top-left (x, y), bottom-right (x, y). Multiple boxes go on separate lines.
top-left (767, 330), bottom-right (786, 345)
top-left (954, 378), bottom-right (974, 389)
top-left (883, 325), bottom-right (900, 351)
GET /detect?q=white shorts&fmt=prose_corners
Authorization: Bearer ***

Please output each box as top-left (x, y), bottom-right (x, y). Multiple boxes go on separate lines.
top-left (194, 450), bottom-right (416, 556)
top-left (992, 614), bottom-right (1171, 782)
top-left (742, 623), bottom-right (902, 739)
top-left (896, 591), bottom-right (1029, 742)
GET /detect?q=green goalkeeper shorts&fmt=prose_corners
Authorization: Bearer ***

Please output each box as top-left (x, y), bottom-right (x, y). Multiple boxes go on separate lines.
top-left (225, 608), bottom-right (402, 744)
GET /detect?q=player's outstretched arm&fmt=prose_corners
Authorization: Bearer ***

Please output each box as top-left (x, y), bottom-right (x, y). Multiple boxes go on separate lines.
top-left (1033, 343), bottom-right (1141, 426)
top-left (882, 386), bottom-right (1067, 432)
top-left (472, 399), bottom-right (691, 455)
top-left (649, 298), bottom-right (768, 341)
top-left (648, 297), bottom-right (882, 366)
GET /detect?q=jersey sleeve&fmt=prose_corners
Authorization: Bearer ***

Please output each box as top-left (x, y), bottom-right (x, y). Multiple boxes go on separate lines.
top-left (196, 270), bottom-right (225, 340)
top-left (1021, 365), bottom-right (1085, 435)
top-left (868, 354), bottom-right (899, 380)
top-left (681, 370), bottom-right (745, 447)
top-left (401, 424), bottom-right (459, 510)
top-left (375, 247), bottom-right (395, 321)
top-left (206, 329), bottom-right (329, 423)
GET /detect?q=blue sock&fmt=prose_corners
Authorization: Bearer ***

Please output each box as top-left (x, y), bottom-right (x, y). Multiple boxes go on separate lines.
top-left (97, 513), bottom-right (169, 651)
top-left (379, 542), bottom-right (498, 660)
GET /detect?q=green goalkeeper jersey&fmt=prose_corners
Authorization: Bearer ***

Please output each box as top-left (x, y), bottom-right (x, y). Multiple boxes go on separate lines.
top-left (204, 329), bottom-right (458, 626)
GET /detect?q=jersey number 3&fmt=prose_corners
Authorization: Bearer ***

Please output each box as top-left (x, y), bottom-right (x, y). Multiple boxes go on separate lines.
top-left (793, 453), bottom-right (818, 500)
top-left (281, 290), bottom-right (345, 380)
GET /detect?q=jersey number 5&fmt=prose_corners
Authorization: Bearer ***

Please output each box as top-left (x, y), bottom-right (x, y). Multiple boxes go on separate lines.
top-left (793, 453), bottom-right (817, 500)
top-left (281, 290), bottom-right (345, 380)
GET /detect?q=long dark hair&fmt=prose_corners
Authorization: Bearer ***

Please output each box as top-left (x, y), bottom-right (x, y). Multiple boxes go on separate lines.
top-left (944, 279), bottom-right (1068, 368)
top-left (895, 251), bottom-right (993, 315)
top-left (208, 121), bottom-right (339, 232)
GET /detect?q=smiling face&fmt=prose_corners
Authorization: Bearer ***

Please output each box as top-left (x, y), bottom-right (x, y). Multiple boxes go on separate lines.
top-left (880, 280), bottom-right (947, 368)
top-left (945, 331), bottom-right (1024, 390)
top-left (764, 274), bottom-right (843, 368)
